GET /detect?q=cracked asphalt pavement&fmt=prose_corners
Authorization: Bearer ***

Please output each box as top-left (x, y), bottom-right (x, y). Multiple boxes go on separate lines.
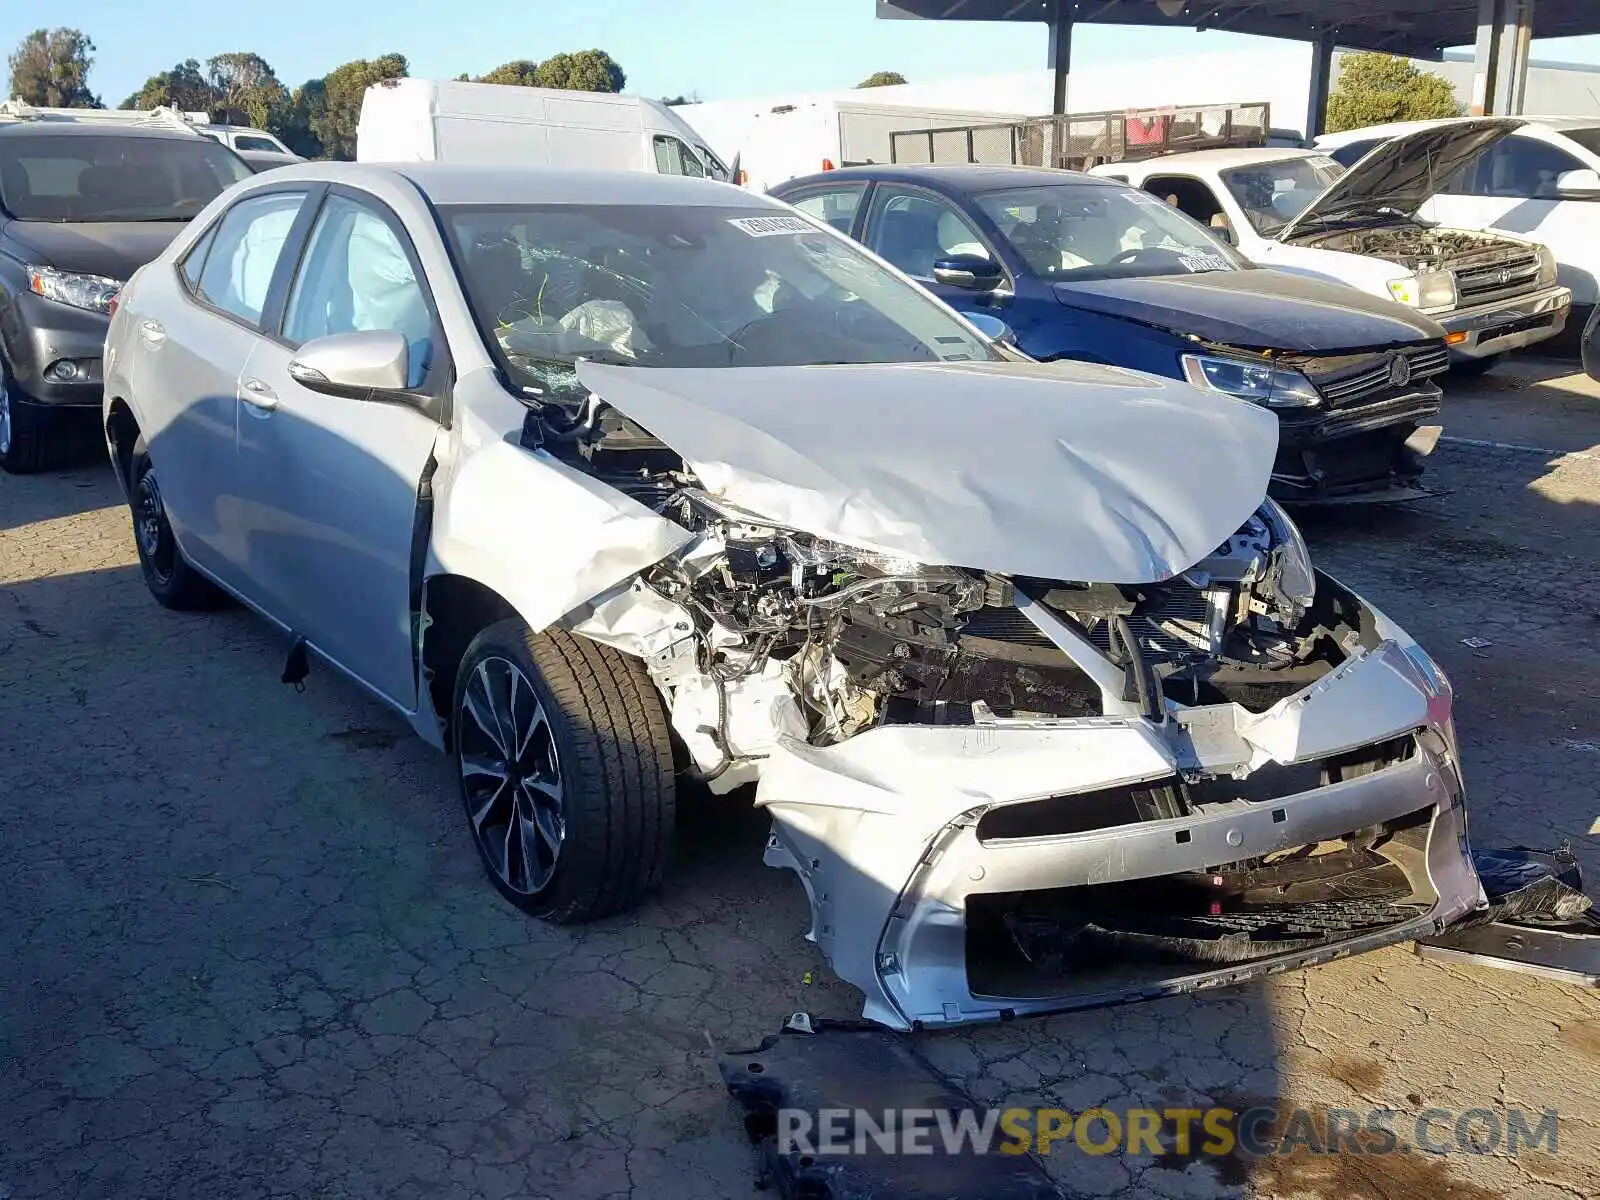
top-left (2, 358), bottom-right (1597, 1199)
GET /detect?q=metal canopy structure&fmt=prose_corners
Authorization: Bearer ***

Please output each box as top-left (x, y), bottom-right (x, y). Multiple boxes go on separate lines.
top-left (877, 1), bottom-right (1595, 60)
top-left (877, 1), bottom-right (1600, 135)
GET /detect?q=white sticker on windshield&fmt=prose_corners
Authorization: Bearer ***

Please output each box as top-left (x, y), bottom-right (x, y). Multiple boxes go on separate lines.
top-left (728, 215), bottom-right (812, 237)
top-left (1179, 254), bottom-right (1231, 273)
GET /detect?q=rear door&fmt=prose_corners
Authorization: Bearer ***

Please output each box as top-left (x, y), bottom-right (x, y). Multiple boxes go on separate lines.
top-left (133, 187), bottom-right (311, 588)
top-left (232, 187), bottom-right (446, 710)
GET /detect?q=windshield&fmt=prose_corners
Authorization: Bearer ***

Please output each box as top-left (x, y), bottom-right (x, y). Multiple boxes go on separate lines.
top-left (0, 134), bottom-right (252, 222)
top-left (1220, 156), bottom-right (1345, 235)
top-left (1562, 126), bottom-right (1600, 158)
top-left (443, 203), bottom-right (999, 399)
top-left (975, 183), bottom-right (1241, 280)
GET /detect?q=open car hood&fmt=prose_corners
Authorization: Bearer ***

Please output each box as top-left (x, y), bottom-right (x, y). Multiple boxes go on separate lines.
top-left (1278, 119), bottom-right (1523, 240)
top-left (577, 359), bottom-right (1278, 584)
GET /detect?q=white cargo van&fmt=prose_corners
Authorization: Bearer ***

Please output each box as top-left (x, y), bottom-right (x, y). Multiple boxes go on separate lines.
top-left (356, 79), bottom-right (729, 179)
top-left (683, 98), bottom-right (1023, 192)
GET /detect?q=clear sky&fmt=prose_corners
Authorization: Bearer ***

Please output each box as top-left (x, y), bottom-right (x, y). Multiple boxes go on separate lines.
top-left (7, 0), bottom-right (1600, 108)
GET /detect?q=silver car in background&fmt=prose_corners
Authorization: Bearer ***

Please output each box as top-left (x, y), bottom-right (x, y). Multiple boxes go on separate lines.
top-left (101, 163), bottom-right (1488, 1029)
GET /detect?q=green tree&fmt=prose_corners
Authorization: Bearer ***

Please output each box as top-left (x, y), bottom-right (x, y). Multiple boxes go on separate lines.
top-left (533, 50), bottom-right (625, 93)
top-left (121, 58), bottom-right (217, 113)
top-left (857, 70), bottom-right (907, 88)
top-left (311, 53), bottom-right (408, 160)
top-left (661, 93), bottom-right (698, 106)
top-left (7, 27), bottom-right (100, 108)
top-left (278, 78), bottom-right (326, 157)
top-left (1325, 53), bottom-right (1463, 133)
top-left (477, 60), bottom-right (541, 87)
top-left (206, 52), bottom-right (289, 130)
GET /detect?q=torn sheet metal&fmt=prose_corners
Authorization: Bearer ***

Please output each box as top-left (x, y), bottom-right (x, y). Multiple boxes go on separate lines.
top-left (578, 358), bottom-right (1279, 584)
top-left (427, 439), bottom-right (692, 636)
top-left (720, 1018), bottom-right (1059, 1199)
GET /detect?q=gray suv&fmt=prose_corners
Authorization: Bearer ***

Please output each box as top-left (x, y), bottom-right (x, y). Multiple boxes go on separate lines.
top-left (0, 122), bottom-right (251, 472)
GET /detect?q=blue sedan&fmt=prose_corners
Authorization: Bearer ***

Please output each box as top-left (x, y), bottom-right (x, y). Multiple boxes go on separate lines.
top-left (771, 164), bottom-right (1451, 503)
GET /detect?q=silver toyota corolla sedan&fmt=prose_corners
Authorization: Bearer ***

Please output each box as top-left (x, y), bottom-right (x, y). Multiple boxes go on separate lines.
top-left (101, 162), bottom-right (1492, 1030)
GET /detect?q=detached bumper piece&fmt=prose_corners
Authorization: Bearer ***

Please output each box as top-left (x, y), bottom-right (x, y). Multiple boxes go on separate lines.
top-left (1417, 845), bottom-right (1600, 987)
top-left (720, 1016), bottom-right (1059, 1200)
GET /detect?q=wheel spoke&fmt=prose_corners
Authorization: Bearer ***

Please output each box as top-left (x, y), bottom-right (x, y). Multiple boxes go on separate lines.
top-left (469, 778), bottom-right (512, 834)
top-left (528, 795), bottom-right (563, 858)
top-left (463, 663), bottom-right (510, 759)
top-left (500, 810), bottom-right (524, 888)
top-left (461, 750), bottom-right (508, 783)
top-left (521, 775), bottom-right (562, 809)
top-left (516, 701), bottom-right (548, 767)
top-left (521, 809), bottom-right (556, 890)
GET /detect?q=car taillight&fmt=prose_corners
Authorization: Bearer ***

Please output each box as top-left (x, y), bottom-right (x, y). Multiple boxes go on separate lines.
top-left (822, 159), bottom-right (836, 172)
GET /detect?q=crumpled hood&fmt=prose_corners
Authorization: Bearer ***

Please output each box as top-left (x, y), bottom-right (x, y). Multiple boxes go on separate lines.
top-left (1053, 269), bottom-right (1445, 351)
top-left (1280, 119), bottom-right (1522, 238)
top-left (578, 359), bottom-right (1279, 584)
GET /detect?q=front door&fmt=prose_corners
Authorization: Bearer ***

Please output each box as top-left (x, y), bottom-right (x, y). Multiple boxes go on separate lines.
top-left (234, 189), bottom-right (445, 709)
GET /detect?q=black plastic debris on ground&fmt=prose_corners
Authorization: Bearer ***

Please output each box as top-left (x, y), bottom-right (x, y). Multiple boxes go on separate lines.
top-left (1416, 843), bottom-right (1600, 987)
top-left (720, 1015), bottom-right (1062, 1199)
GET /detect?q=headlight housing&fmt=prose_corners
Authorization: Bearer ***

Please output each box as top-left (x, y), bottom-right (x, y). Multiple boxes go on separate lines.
top-left (1258, 499), bottom-right (1315, 611)
top-left (1180, 353), bottom-right (1320, 409)
top-left (27, 265), bottom-right (122, 315)
top-left (1387, 270), bottom-right (1456, 312)
top-left (1537, 246), bottom-right (1558, 286)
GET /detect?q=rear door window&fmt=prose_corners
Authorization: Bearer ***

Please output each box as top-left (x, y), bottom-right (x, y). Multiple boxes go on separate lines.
top-left (785, 185), bottom-right (868, 234)
top-left (196, 191), bottom-right (307, 325)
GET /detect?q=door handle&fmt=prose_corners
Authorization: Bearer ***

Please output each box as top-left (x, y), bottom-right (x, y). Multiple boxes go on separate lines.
top-left (138, 319), bottom-right (166, 346)
top-left (238, 377), bottom-right (279, 412)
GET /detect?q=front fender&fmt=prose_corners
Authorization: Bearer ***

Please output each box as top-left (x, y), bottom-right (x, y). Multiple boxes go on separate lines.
top-left (426, 438), bottom-right (692, 639)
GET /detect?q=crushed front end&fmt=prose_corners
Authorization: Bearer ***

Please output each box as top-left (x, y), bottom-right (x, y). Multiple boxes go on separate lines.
top-left (546, 362), bottom-right (1486, 1030)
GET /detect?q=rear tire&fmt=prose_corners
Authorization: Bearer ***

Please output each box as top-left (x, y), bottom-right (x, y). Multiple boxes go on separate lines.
top-left (1450, 353), bottom-right (1501, 378)
top-left (128, 442), bottom-right (224, 610)
top-left (0, 361), bottom-right (50, 474)
top-left (454, 621), bottom-right (676, 924)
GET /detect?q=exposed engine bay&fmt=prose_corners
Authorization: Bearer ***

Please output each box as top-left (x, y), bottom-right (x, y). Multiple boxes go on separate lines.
top-left (534, 389), bottom-right (1330, 784)
top-left (1293, 223), bottom-right (1531, 275)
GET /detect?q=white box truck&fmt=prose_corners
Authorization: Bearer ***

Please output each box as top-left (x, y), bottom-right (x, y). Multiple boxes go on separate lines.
top-left (356, 78), bottom-right (730, 179)
top-left (684, 98), bottom-right (1024, 192)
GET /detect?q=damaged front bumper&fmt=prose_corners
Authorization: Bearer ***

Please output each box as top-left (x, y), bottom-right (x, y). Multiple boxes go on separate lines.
top-left (759, 636), bottom-right (1483, 1030)
top-left (1440, 284), bottom-right (1571, 360)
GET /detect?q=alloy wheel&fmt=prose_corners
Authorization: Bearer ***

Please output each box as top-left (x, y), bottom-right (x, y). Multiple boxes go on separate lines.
top-left (0, 371), bottom-right (11, 457)
top-left (458, 655), bottom-right (565, 896)
top-left (133, 468), bottom-right (176, 585)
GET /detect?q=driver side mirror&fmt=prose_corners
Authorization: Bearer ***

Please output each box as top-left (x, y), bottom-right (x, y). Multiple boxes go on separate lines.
top-left (289, 330), bottom-right (413, 402)
top-left (1556, 168), bottom-right (1600, 200)
top-left (1211, 222), bottom-right (1237, 246)
top-left (933, 253), bottom-right (1005, 291)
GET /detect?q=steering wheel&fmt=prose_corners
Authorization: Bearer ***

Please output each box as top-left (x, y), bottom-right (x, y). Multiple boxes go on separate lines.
top-left (1111, 248), bottom-right (1150, 265)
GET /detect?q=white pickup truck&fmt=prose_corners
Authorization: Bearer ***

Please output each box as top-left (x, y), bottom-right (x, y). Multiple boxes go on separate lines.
top-left (1093, 120), bottom-right (1571, 370)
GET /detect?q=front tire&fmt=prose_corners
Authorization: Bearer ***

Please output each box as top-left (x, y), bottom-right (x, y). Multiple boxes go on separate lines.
top-left (128, 442), bottom-right (223, 610)
top-left (0, 360), bottom-right (49, 474)
top-left (453, 621), bottom-right (675, 924)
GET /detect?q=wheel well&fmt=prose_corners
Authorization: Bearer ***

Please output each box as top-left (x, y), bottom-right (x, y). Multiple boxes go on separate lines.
top-left (421, 574), bottom-right (520, 748)
top-left (105, 400), bottom-right (140, 488)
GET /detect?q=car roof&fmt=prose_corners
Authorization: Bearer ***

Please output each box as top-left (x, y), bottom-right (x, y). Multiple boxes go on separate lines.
top-left (1125, 146), bottom-right (1321, 170)
top-left (0, 122), bottom-right (204, 142)
top-left (776, 163), bottom-right (1121, 193)
top-left (251, 161), bottom-right (779, 208)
